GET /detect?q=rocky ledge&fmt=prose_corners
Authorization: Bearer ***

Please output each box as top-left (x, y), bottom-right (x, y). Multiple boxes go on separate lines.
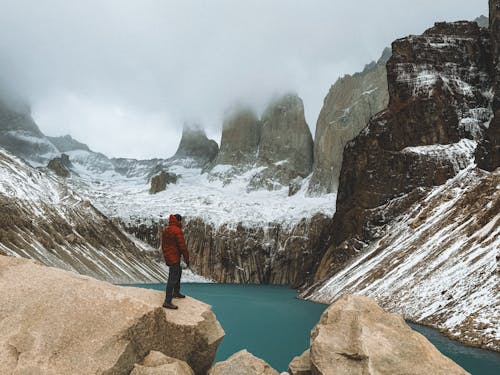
top-left (0, 255), bottom-right (224, 375)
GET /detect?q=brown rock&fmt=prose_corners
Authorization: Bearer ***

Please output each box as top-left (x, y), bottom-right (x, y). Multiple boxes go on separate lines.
top-left (209, 350), bottom-right (279, 375)
top-left (0, 255), bottom-right (224, 375)
top-left (149, 171), bottom-right (178, 194)
top-left (310, 295), bottom-right (469, 375)
top-left (47, 154), bottom-right (71, 177)
top-left (288, 349), bottom-right (311, 375)
top-left (130, 351), bottom-right (194, 375)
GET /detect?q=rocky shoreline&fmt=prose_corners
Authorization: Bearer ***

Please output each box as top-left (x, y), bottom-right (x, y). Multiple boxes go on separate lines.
top-left (0, 255), bottom-right (471, 375)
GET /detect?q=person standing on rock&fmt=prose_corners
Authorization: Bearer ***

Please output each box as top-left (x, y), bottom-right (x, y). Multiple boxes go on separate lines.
top-left (161, 213), bottom-right (190, 309)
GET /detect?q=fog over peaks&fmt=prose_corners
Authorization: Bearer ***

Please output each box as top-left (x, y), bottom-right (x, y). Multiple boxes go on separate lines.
top-left (0, 0), bottom-right (486, 158)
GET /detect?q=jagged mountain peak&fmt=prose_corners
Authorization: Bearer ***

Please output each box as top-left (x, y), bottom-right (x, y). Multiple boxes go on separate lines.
top-left (172, 122), bottom-right (219, 166)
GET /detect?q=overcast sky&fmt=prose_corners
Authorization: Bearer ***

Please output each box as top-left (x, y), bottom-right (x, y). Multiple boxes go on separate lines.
top-left (0, 0), bottom-right (488, 159)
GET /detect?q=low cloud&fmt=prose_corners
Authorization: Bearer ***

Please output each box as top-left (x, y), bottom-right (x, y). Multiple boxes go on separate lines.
top-left (0, 0), bottom-right (487, 158)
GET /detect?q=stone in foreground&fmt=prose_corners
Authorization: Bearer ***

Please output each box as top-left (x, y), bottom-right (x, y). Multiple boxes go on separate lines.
top-left (0, 255), bottom-right (224, 375)
top-left (310, 295), bottom-right (469, 375)
top-left (288, 349), bottom-right (311, 375)
top-left (130, 351), bottom-right (194, 375)
top-left (209, 349), bottom-right (279, 375)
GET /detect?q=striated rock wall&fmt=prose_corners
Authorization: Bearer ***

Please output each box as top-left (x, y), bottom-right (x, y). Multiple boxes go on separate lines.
top-left (476, 0), bottom-right (500, 170)
top-left (312, 21), bottom-right (493, 280)
top-left (124, 214), bottom-right (332, 287)
top-left (308, 48), bottom-right (390, 195)
top-left (0, 149), bottom-right (168, 283)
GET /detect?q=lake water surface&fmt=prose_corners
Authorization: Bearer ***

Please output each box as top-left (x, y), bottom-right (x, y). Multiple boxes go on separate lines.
top-left (130, 283), bottom-right (500, 374)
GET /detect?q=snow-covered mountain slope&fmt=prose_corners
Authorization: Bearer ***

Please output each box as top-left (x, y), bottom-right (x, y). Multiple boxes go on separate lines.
top-left (0, 147), bottom-right (206, 283)
top-left (302, 166), bottom-right (499, 351)
top-left (68, 161), bottom-right (336, 229)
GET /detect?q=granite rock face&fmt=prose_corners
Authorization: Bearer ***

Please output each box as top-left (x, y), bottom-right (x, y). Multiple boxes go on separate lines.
top-left (149, 170), bottom-right (178, 194)
top-left (0, 255), bottom-right (224, 375)
top-left (253, 94), bottom-right (313, 185)
top-left (308, 48), bottom-right (390, 195)
top-left (309, 295), bottom-right (469, 375)
top-left (314, 21), bottom-right (493, 279)
top-left (215, 106), bottom-right (261, 166)
top-left (209, 350), bottom-right (279, 375)
top-left (173, 123), bottom-right (219, 167)
top-left (476, 0), bottom-right (500, 171)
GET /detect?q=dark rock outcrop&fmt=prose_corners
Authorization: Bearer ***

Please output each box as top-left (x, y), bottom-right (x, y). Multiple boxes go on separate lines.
top-left (47, 154), bottom-right (71, 177)
top-left (308, 48), bottom-right (391, 194)
top-left (149, 171), bottom-right (178, 194)
top-left (215, 106), bottom-right (261, 166)
top-left (312, 21), bottom-right (493, 280)
top-left (172, 123), bottom-right (219, 166)
top-left (476, 0), bottom-right (500, 171)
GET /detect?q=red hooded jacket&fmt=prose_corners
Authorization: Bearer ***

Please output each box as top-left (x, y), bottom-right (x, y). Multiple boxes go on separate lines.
top-left (162, 214), bottom-right (189, 266)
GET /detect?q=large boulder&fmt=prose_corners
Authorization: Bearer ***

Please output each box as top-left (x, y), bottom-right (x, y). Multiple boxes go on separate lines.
top-left (288, 349), bottom-right (311, 375)
top-left (209, 350), bottom-right (279, 375)
top-left (172, 123), bottom-right (219, 166)
top-left (130, 351), bottom-right (194, 375)
top-left (149, 170), bottom-right (178, 194)
top-left (0, 255), bottom-right (224, 375)
top-left (309, 295), bottom-right (469, 375)
top-left (308, 48), bottom-right (390, 194)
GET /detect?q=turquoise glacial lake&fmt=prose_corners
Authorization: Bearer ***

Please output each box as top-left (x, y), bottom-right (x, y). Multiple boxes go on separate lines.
top-left (129, 283), bottom-right (500, 374)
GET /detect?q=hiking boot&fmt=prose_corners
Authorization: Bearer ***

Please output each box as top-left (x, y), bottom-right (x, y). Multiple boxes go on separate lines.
top-left (173, 292), bottom-right (186, 299)
top-left (162, 302), bottom-right (178, 310)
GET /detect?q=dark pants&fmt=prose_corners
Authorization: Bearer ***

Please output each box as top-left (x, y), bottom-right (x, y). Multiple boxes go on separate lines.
top-left (164, 263), bottom-right (182, 304)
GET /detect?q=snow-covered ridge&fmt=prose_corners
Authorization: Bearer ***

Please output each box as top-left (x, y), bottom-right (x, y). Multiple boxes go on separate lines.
top-left (0, 147), bottom-right (208, 283)
top-left (303, 166), bottom-right (499, 351)
top-left (69, 161), bottom-right (337, 229)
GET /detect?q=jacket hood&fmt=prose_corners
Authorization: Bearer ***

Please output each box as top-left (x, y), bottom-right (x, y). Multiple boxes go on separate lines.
top-left (168, 214), bottom-right (180, 227)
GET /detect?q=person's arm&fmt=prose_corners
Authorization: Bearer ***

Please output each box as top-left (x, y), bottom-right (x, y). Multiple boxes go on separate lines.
top-left (175, 228), bottom-right (190, 266)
